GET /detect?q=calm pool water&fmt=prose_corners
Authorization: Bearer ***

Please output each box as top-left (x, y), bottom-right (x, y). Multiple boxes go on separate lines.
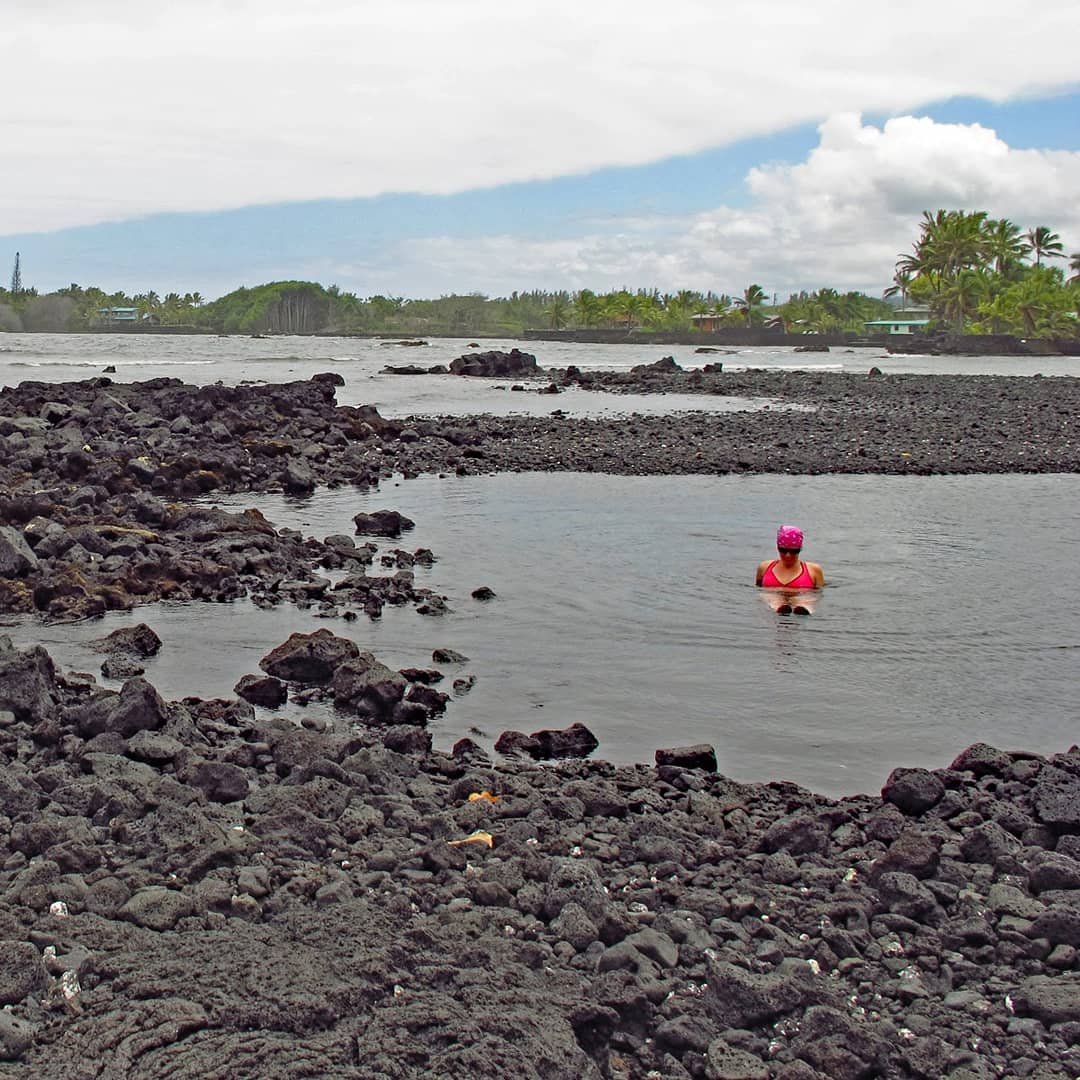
top-left (11, 472), bottom-right (1078, 798)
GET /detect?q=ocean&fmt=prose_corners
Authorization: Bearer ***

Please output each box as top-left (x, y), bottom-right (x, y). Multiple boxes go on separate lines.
top-left (2, 332), bottom-right (1078, 797)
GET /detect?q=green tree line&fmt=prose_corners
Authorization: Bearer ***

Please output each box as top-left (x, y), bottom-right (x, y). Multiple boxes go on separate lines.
top-left (0, 279), bottom-right (897, 337)
top-left (890, 211), bottom-right (1080, 337)
top-left (2, 210), bottom-right (1078, 338)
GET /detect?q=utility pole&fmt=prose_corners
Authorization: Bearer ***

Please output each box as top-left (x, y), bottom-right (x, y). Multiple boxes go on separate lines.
top-left (10, 252), bottom-right (21, 297)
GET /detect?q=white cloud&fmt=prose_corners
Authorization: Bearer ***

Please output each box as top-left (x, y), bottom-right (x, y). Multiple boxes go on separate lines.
top-left (373, 114), bottom-right (1080, 298)
top-left (3, 0), bottom-right (1080, 233)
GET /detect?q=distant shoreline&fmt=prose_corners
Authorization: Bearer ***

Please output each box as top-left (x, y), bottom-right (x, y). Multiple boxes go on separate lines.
top-left (9, 324), bottom-right (1075, 357)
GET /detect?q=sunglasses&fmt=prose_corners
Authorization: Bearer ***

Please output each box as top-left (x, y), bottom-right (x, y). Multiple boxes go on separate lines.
top-left (777, 546), bottom-right (801, 556)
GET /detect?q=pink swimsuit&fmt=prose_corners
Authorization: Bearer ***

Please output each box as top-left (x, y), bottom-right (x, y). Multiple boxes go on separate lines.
top-left (761, 559), bottom-right (816, 589)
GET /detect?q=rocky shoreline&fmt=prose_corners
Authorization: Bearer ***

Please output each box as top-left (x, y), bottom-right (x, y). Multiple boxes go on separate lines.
top-left (0, 368), bottom-right (1077, 1077)
top-left (458, 364), bottom-right (1080, 477)
top-left (0, 639), bottom-right (1078, 1078)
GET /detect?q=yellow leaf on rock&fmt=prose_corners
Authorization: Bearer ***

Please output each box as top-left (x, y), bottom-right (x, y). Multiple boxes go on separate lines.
top-left (467, 791), bottom-right (500, 803)
top-left (447, 831), bottom-right (495, 848)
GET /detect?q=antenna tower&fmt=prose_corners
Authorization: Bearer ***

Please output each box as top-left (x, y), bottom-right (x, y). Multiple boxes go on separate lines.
top-left (10, 252), bottom-right (21, 297)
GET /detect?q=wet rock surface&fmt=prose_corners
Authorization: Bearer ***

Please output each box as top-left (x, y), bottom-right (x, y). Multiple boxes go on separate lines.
top-left (0, 370), bottom-right (1077, 1075)
top-left (0, 636), bottom-right (1075, 1078)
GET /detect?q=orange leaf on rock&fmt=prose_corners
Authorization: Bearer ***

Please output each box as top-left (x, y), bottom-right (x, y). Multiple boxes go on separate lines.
top-left (447, 830), bottom-right (495, 848)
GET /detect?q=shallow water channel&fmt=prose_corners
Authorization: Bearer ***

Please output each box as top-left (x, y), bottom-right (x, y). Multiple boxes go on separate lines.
top-left (8, 472), bottom-right (1079, 798)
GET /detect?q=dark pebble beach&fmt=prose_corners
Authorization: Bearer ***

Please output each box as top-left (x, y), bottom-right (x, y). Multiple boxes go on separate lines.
top-left (0, 365), bottom-right (1077, 1077)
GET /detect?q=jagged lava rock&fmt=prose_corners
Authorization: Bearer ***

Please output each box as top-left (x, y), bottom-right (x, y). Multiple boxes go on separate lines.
top-left (259, 628), bottom-right (360, 683)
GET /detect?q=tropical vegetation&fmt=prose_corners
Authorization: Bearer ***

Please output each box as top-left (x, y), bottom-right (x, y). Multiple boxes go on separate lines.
top-left (0, 278), bottom-right (895, 338)
top-left (893, 210), bottom-right (1079, 338)
top-left (1, 209), bottom-right (1076, 339)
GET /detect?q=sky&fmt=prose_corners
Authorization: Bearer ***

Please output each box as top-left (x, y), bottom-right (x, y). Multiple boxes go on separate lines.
top-left (3, 0), bottom-right (1080, 302)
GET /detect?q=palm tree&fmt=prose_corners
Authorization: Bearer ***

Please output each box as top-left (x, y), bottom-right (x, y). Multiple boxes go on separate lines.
top-left (1026, 226), bottom-right (1065, 266)
top-left (975, 292), bottom-right (1012, 335)
top-left (937, 268), bottom-right (992, 332)
top-left (697, 293), bottom-right (733, 327)
top-left (734, 284), bottom-right (767, 327)
top-left (131, 290), bottom-right (160, 323)
top-left (162, 292), bottom-right (183, 324)
top-left (930, 210), bottom-right (990, 276)
top-left (835, 290), bottom-right (870, 329)
top-left (604, 290), bottom-right (638, 332)
top-left (1068, 253), bottom-right (1080, 283)
top-left (985, 219), bottom-right (1030, 276)
top-left (542, 292), bottom-right (570, 330)
top-left (571, 289), bottom-right (604, 328)
top-left (898, 209), bottom-right (991, 296)
top-left (1014, 277), bottom-right (1056, 335)
top-left (658, 290), bottom-right (696, 330)
top-left (985, 266), bottom-right (1072, 337)
top-left (805, 301), bottom-right (838, 334)
top-left (883, 269), bottom-right (915, 311)
top-left (631, 290), bottom-right (662, 329)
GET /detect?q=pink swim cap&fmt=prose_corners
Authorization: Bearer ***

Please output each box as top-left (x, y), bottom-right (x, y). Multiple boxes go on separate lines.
top-left (777, 525), bottom-right (804, 549)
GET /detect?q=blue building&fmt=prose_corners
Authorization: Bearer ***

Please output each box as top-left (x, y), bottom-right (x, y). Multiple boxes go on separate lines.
top-left (98, 307), bottom-right (141, 323)
top-left (863, 318), bottom-right (930, 336)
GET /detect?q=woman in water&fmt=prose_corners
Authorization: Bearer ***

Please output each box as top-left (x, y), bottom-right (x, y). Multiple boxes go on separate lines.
top-left (756, 525), bottom-right (825, 613)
